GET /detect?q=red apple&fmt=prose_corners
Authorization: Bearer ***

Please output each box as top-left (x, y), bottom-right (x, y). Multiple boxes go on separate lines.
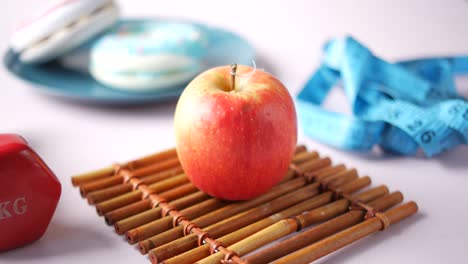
top-left (174, 64), bottom-right (297, 200)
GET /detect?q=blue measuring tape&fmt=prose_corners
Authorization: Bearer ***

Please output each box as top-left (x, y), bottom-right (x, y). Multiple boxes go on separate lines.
top-left (297, 37), bottom-right (468, 157)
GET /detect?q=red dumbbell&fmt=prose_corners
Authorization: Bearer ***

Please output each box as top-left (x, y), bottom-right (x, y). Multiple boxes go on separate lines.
top-left (0, 134), bottom-right (61, 251)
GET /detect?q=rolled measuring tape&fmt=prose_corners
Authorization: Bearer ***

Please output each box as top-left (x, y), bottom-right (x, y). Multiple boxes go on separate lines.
top-left (0, 134), bottom-right (61, 251)
top-left (297, 37), bottom-right (467, 157)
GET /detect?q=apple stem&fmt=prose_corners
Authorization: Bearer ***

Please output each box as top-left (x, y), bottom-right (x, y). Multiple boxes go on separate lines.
top-left (230, 63), bottom-right (237, 91)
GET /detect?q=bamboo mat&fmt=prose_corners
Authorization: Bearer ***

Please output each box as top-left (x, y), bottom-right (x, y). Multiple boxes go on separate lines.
top-left (71, 145), bottom-right (417, 264)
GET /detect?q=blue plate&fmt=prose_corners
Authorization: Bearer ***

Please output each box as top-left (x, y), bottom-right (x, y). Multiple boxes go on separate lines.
top-left (3, 19), bottom-right (254, 105)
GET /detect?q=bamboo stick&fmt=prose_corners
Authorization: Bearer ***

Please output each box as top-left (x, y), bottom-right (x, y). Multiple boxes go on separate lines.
top-left (114, 191), bottom-right (209, 235)
top-left (119, 151), bottom-right (320, 238)
top-left (164, 182), bottom-right (383, 264)
top-left (104, 183), bottom-right (198, 225)
top-left (79, 175), bottom-right (125, 196)
top-left (130, 152), bottom-right (329, 246)
top-left (197, 186), bottom-right (396, 264)
top-left (321, 168), bottom-right (358, 187)
top-left (298, 157), bottom-right (332, 174)
top-left (86, 166), bottom-right (184, 204)
top-left (348, 185), bottom-right (388, 202)
top-left (294, 145), bottom-right (307, 154)
top-left (337, 176), bottom-right (372, 194)
top-left (137, 177), bottom-right (313, 254)
top-left (244, 191), bottom-right (402, 264)
top-left (206, 184), bottom-right (320, 237)
top-left (87, 184), bottom-right (133, 205)
top-left (74, 145), bottom-right (303, 190)
top-left (72, 166), bottom-right (115, 187)
top-left (79, 157), bottom-right (180, 196)
top-left (197, 202), bottom-right (346, 264)
top-left (271, 201), bottom-right (418, 264)
top-left (105, 199), bottom-right (151, 226)
top-left (162, 192), bottom-right (334, 264)
top-left (71, 148), bottom-right (178, 186)
top-left (95, 173), bottom-right (188, 215)
top-left (148, 183), bottom-right (322, 262)
top-left (280, 157), bottom-right (331, 183)
top-left (314, 164), bottom-right (346, 181)
top-left (265, 193), bottom-right (401, 264)
top-left (281, 163), bottom-right (346, 186)
top-left (251, 211), bottom-right (360, 263)
top-left (367, 191), bottom-right (404, 210)
top-left (71, 145), bottom-right (417, 264)
top-left (97, 148), bottom-right (313, 217)
top-left (128, 198), bottom-right (230, 244)
top-left (291, 151), bottom-right (318, 164)
top-left (157, 183), bottom-right (198, 202)
top-left (151, 171), bottom-right (370, 263)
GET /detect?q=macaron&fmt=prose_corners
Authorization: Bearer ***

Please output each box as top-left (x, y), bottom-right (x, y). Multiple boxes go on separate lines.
top-left (90, 20), bottom-right (210, 91)
top-left (10, 0), bottom-right (119, 64)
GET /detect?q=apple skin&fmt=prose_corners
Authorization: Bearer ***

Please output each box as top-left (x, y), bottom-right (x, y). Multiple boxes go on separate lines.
top-left (174, 65), bottom-right (297, 200)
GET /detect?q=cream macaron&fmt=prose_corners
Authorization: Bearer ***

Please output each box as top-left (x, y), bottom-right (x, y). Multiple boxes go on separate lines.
top-left (10, 0), bottom-right (119, 64)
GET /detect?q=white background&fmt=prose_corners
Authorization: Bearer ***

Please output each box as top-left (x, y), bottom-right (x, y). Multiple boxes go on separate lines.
top-left (1, 0), bottom-right (468, 263)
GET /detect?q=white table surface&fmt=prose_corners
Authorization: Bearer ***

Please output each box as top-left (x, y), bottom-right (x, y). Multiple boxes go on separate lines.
top-left (1, 0), bottom-right (467, 263)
